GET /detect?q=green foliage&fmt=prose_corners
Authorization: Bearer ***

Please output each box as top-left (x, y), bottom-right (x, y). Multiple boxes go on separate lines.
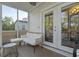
top-left (2, 16), bottom-right (15, 30)
top-left (62, 17), bottom-right (79, 31)
top-left (45, 15), bottom-right (53, 33)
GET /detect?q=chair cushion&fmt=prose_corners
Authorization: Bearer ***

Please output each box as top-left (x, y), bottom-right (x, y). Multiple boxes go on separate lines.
top-left (3, 43), bottom-right (17, 48)
top-left (23, 33), bottom-right (42, 46)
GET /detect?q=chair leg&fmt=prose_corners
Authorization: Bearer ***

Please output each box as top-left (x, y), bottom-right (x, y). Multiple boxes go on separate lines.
top-left (34, 46), bottom-right (36, 54)
top-left (15, 46), bottom-right (18, 57)
top-left (1, 48), bottom-right (4, 57)
top-left (19, 41), bottom-right (22, 46)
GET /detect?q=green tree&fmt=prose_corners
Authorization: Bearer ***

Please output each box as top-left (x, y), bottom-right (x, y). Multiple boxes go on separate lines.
top-left (2, 16), bottom-right (15, 30)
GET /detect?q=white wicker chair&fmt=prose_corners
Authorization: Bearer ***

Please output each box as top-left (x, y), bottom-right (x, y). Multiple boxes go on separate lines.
top-left (21, 33), bottom-right (43, 53)
top-left (0, 43), bottom-right (18, 57)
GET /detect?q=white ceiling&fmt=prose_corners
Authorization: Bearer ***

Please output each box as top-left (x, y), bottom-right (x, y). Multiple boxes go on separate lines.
top-left (0, 2), bottom-right (43, 12)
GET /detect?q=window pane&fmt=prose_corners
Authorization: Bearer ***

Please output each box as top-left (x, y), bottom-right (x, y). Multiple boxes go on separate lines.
top-left (18, 10), bottom-right (28, 21)
top-left (2, 5), bottom-right (17, 30)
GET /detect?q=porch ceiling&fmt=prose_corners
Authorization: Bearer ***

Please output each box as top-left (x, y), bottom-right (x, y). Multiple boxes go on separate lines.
top-left (0, 2), bottom-right (43, 12)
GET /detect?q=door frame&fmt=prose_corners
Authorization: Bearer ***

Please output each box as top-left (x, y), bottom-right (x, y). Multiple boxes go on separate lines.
top-left (58, 2), bottom-right (77, 53)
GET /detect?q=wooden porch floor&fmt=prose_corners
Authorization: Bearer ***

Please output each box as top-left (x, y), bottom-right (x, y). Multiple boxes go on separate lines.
top-left (0, 45), bottom-right (65, 57)
top-left (18, 45), bottom-right (65, 57)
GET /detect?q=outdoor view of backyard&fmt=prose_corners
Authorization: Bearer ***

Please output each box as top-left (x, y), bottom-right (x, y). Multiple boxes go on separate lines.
top-left (45, 13), bottom-right (53, 42)
top-left (2, 5), bottom-right (28, 44)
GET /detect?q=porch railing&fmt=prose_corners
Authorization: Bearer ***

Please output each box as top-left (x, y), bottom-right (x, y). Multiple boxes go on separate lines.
top-left (2, 30), bottom-right (27, 44)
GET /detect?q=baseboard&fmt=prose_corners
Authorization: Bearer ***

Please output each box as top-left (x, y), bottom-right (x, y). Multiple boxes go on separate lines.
top-left (42, 44), bottom-right (73, 57)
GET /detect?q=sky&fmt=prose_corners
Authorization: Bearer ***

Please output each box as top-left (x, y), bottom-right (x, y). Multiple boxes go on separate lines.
top-left (2, 5), bottom-right (28, 22)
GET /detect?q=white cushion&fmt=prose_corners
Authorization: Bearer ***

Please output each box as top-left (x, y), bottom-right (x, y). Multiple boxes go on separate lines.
top-left (23, 33), bottom-right (42, 46)
top-left (3, 43), bottom-right (17, 48)
top-left (10, 38), bottom-right (23, 42)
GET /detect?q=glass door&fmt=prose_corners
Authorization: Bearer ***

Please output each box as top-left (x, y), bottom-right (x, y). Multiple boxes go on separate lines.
top-left (45, 13), bottom-right (53, 43)
top-left (62, 4), bottom-right (79, 48)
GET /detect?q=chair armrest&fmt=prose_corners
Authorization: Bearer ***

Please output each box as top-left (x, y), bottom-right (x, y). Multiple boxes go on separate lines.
top-left (21, 35), bottom-right (27, 38)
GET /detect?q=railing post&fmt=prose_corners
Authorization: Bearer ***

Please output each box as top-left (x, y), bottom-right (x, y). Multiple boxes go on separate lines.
top-left (73, 44), bottom-right (77, 57)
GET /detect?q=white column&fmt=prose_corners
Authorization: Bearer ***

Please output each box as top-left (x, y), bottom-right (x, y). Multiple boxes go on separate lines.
top-left (0, 3), bottom-right (2, 47)
top-left (16, 9), bottom-right (19, 38)
top-left (28, 11), bottom-right (30, 32)
top-left (0, 3), bottom-right (2, 56)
